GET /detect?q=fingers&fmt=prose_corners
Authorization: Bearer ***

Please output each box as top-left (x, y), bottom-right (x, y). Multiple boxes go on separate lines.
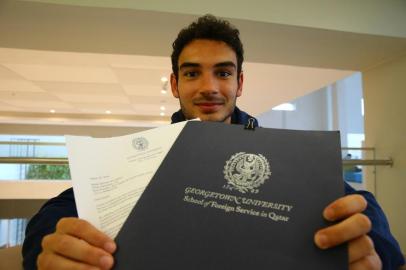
top-left (38, 251), bottom-right (99, 270)
top-left (316, 195), bottom-right (382, 269)
top-left (349, 250), bottom-right (382, 270)
top-left (348, 235), bottom-right (375, 263)
top-left (323, 194), bottom-right (367, 221)
top-left (39, 217), bottom-right (116, 270)
top-left (315, 213), bottom-right (371, 249)
top-left (41, 233), bottom-right (114, 269)
top-left (56, 217), bottom-right (116, 253)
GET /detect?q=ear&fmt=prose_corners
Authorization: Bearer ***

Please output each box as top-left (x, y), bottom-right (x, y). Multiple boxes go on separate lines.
top-left (170, 73), bottom-right (179, 98)
top-left (236, 71), bottom-right (243, 97)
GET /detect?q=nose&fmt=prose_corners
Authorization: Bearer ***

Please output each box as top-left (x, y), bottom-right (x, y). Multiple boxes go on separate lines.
top-left (199, 73), bottom-right (219, 96)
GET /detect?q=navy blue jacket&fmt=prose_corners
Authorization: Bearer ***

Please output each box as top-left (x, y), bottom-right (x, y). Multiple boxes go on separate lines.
top-left (23, 108), bottom-right (404, 269)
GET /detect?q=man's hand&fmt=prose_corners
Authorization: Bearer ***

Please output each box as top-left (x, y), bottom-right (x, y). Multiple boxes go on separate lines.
top-left (38, 217), bottom-right (116, 270)
top-left (314, 194), bottom-right (382, 270)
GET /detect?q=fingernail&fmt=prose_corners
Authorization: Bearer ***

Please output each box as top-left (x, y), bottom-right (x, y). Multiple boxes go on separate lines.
top-left (315, 233), bottom-right (329, 249)
top-left (323, 208), bottom-right (335, 221)
top-left (104, 241), bottom-right (116, 253)
top-left (99, 255), bottom-right (114, 268)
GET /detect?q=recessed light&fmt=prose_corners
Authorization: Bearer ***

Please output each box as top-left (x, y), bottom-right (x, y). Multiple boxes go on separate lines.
top-left (160, 112), bottom-right (165, 116)
top-left (50, 109), bottom-right (56, 113)
top-left (105, 110), bottom-right (112, 114)
top-left (161, 76), bottom-right (168, 82)
top-left (161, 90), bottom-right (167, 94)
top-left (160, 106), bottom-right (166, 111)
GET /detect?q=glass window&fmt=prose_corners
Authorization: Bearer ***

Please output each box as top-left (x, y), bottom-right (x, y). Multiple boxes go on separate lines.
top-left (0, 135), bottom-right (70, 181)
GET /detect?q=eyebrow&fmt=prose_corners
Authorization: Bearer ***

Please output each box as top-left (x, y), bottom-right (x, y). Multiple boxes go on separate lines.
top-left (179, 61), bottom-right (237, 70)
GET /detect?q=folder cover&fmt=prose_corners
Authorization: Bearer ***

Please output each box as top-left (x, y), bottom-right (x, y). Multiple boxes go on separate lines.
top-left (114, 121), bottom-right (347, 269)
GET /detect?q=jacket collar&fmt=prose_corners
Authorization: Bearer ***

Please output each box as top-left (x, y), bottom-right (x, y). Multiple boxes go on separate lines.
top-left (171, 107), bottom-right (259, 127)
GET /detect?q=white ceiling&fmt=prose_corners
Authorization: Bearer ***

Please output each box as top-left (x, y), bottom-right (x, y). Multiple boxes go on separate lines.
top-left (0, 48), bottom-right (176, 116)
top-left (0, 48), bottom-right (354, 126)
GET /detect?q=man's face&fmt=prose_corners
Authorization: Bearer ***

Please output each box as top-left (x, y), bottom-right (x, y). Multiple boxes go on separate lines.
top-left (171, 39), bottom-right (243, 123)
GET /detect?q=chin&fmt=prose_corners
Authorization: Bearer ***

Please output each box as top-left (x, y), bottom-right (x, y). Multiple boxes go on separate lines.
top-left (198, 114), bottom-right (229, 123)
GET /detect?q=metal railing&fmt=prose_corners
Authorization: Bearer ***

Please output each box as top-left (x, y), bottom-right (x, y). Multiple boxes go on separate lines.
top-left (0, 157), bottom-right (68, 165)
top-left (0, 146), bottom-right (393, 167)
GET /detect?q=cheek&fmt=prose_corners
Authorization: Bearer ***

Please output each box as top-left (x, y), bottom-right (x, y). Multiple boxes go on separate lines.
top-left (177, 91), bottom-right (195, 107)
top-left (179, 89), bottom-right (193, 100)
top-left (178, 84), bottom-right (197, 99)
top-left (222, 85), bottom-right (239, 99)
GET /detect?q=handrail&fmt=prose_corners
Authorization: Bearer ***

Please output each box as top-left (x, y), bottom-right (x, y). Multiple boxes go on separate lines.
top-left (0, 141), bottom-right (65, 146)
top-left (0, 157), bottom-right (68, 165)
top-left (0, 157), bottom-right (394, 166)
top-left (341, 147), bottom-right (375, 151)
top-left (0, 142), bottom-right (377, 150)
top-left (343, 159), bottom-right (393, 167)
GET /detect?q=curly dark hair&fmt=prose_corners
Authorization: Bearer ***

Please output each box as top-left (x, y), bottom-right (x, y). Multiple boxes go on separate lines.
top-left (171, 14), bottom-right (244, 80)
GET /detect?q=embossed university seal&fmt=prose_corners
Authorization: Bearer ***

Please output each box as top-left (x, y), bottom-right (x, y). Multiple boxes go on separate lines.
top-left (223, 152), bottom-right (271, 194)
top-left (132, 137), bottom-right (149, 151)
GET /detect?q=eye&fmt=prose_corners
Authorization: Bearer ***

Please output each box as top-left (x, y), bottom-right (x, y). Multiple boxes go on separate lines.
top-left (183, 71), bottom-right (199, 78)
top-left (217, 71), bottom-right (232, 78)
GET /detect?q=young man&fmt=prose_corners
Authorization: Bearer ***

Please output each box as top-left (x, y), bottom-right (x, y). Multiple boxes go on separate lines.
top-left (23, 15), bottom-right (404, 270)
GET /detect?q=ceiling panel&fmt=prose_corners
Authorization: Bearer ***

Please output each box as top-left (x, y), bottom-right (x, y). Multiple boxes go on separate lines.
top-left (78, 108), bottom-right (136, 115)
top-left (0, 91), bottom-right (62, 101)
top-left (36, 82), bottom-right (126, 95)
top-left (71, 102), bottom-right (134, 111)
top-left (54, 93), bottom-right (131, 104)
top-left (0, 101), bottom-right (22, 111)
top-left (128, 95), bottom-right (177, 105)
top-left (0, 65), bottom-right (26, 80)
top-left (0, 80), bottom-right (45, 92)
top-left (3, 100), bottom-right (74, 109)
top-left (113, 67), bottom-right (171, 85)
top-left (131, 103), bottom-right (177, 115)
top-left (121, 84), bottom-right (168, 96)
top-left (3, 64), bottom-right (119, 83)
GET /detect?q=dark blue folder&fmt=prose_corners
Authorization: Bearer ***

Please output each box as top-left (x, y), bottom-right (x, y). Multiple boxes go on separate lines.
top-left (114, 121), bottom-right (347, 270)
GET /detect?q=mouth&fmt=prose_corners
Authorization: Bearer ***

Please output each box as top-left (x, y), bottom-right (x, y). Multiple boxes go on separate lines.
top-left (194, 102), bottom-right (224, 113)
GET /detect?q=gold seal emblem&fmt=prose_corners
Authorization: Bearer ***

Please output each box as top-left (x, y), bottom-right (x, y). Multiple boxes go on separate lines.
top-left (223, 152), bottom-right (271, 194)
